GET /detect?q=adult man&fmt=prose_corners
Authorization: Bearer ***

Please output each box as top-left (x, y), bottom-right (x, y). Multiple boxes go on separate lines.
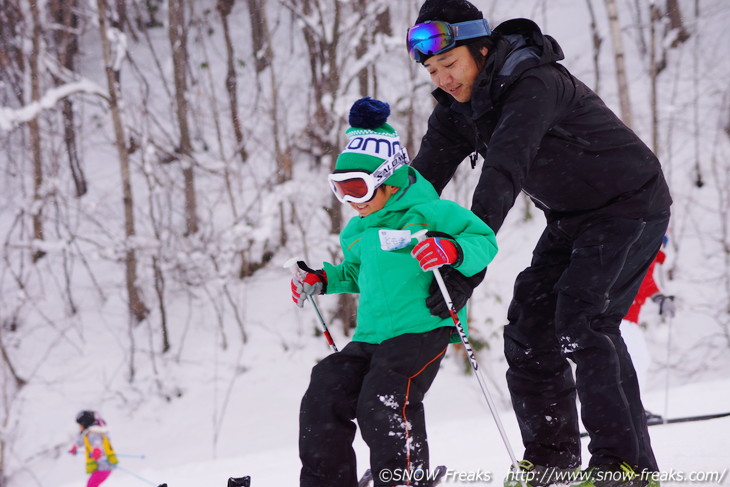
top-left (406, 1), bottom-right (671, 485)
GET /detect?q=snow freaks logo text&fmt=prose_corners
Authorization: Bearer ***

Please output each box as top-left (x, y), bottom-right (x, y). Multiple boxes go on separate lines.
top-left (378, 467), bottom-right (492, 483)
top-left (378, 468), bottom-right (447, 484)
top-left (378, 467), bottom-right (728, 484)
top-left (504, 467), bottom-right (728, 485)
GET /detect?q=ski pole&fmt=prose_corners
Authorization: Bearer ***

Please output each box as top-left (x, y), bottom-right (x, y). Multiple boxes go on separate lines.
top-left (285, 258), bottom-right (338, 352)
top-left (662, 312), bottom-right (673, 424)
top-left (115, 465), bottom-right (158, 486)
top-left (412, 231), bottom-right (525, 486)
top-left (309, 293), bottom-right (339, 352)
top-left (117, 453), bottom-right (146, 459)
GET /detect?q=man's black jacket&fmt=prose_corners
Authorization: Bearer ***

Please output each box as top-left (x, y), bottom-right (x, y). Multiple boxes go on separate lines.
top-left (412, 19), bottom-right (672, 233)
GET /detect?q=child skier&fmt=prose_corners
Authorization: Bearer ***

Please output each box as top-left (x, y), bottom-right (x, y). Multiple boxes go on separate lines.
top-left (69, 410), bottom-right (118, 487)
top-left (291, 97), bottom-right (498, 487)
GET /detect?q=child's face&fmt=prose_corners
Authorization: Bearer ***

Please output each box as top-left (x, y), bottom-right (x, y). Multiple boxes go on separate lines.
top-left (348, 185), bottom-right (399, 217)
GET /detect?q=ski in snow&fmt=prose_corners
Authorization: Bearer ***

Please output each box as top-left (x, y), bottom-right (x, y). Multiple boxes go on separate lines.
top-left (227, 476), bottom-right (251, 487)
top-left (357, 470), bottom-right (372, 487)
top-left (358, 465), bottom-right (448, 487)
top-left (580, 411), bottom-right (730, 437)
top-left (646, 410), bottom-right (730, 425)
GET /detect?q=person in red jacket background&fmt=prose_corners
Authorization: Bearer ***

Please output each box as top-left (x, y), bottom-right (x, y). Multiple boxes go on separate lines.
top-left (621, 236), bottom-right (675, 423)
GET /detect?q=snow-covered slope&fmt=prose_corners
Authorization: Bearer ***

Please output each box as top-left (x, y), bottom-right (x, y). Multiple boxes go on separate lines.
top-left (56, 351), bottom-right (730, 487)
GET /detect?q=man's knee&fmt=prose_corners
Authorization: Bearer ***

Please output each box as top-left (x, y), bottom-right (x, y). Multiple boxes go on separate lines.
top-left (504, 329), bottom-right (562, 373)
top-left (504, 330), bottom-right (532, 368)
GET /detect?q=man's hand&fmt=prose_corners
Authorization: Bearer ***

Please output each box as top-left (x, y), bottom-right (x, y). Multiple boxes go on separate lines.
top-left (426, 267), bottom-right (486, 318)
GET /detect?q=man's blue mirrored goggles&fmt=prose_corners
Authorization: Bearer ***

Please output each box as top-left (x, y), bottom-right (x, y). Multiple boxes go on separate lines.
top-left (406, 19), bottom-right (491, 63)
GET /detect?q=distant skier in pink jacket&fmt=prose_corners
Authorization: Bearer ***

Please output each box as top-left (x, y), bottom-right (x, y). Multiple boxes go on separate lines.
top-left (69, 411), bottom-right (118, 487)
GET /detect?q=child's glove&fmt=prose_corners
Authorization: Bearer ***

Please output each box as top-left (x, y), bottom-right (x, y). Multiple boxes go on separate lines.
top-left (651, 294), bottom-right (676, 317)
top-left (411, 237), bottom-right (460, 271)
top-left (91, 447), bottom-right (103, 461)
top-left (291, 261), bottom-right (327, 308)
top-left (68, 445), bottom-right (77, 455)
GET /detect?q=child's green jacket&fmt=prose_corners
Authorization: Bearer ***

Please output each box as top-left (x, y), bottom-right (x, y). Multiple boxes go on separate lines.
top-left (323, 168), bottom-right (498, 344)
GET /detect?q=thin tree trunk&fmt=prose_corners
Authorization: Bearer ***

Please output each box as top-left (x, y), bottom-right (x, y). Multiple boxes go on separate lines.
top-left (218, 0), bottom-right (248, 164)
top-left (168, 0), bottom-right (199, 235)
top-left (114, 0), bottom-right (138, 41)
top-left (295, 0), bottom-right (338, 160)
top-left (256, 2), bottom-right (289, 184)
top-left (585, 0), bottom-right (603, 94)
top-left (604, 0), bottom-right (633, 128)
top-left (631, 0), bottom-right (648, 57)
top-left (96, 0), bottom-right (149, 323)
top-left (152, 256), bottom-right (170, 353)
top-left (354, 4), bottom-right (370, 96)
top-left (354, 6), bottom-right (391, 97)
top-left (61, 100), bottom-right (86, 195)
top-left (0, 334), bottom-right (26, 389)
top-left (649, 3), bottom-right (660, 155)
top-left (246, 0), bottom-right (272, 74)
top-left (28, 0), bottom-right (46, 262)
top-left (665, 0), bottom-right (690, 47)
top-left (0, 1), bottom-right (25, 109)
top-left (51, 0), bottom-right (87, 197)
top-left (270, 61), bottom-right (292, 184)
top-left (691, 0), bottom-right (703, 188)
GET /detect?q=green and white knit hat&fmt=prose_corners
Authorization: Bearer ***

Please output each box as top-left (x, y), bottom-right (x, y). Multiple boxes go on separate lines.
top-left (334, 97), bottom-right (409, 188)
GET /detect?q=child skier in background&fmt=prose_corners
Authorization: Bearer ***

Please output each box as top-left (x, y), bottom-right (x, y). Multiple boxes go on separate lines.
top-left (620, 236), bottom-right (675, 422)
top-left (69, 410), bottom-right (118, 487)
top-left (290, 97), bottom-right (498, 487)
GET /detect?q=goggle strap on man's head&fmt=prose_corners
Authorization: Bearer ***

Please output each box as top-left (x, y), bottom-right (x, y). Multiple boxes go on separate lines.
top-left (451, 19), bottom-right (491, 40)
top-left (407, 19), bottom-right (491, 63)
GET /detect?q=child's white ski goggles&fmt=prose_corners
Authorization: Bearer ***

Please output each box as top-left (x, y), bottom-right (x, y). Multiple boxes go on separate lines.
top-left (328, 147), bottom-right (409, 204)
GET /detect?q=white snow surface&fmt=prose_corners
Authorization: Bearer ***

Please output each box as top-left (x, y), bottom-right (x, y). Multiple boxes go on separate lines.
top-left (52, 343), bottom-right (730, 487)
top-left (36, 245), bottom-right (730, 487)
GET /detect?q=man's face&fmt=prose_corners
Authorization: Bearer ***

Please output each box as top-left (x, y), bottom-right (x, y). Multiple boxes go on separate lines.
top-left (423, 45), bottom-right (487, 103)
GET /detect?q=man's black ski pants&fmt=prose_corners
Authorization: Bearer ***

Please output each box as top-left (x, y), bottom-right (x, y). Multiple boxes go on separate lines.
top-left (504, 210), bottom-right (669, 471)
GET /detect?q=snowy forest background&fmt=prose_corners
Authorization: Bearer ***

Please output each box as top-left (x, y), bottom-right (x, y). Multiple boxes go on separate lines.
top-left (1, 0), bottom-right (729, 486)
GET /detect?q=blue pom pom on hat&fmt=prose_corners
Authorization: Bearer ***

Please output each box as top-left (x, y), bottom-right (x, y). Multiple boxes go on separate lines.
top-left (335, 97), bottom-right (409, 188)
top-left (348, 97), bottom-right (391, 129)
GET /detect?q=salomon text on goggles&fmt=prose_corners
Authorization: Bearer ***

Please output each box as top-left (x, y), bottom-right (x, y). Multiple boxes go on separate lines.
top-left (406, 19), bottom-right (491, 63)
top-left (328, 147), bottom-right (409, 204)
